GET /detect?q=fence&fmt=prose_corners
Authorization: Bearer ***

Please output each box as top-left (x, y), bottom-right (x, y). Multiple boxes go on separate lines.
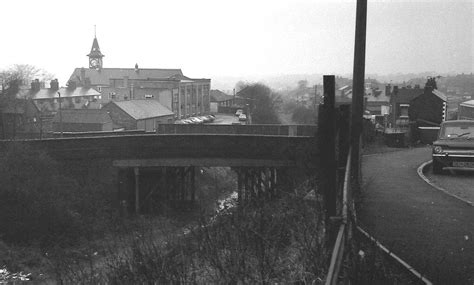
top-left (325, 147), bottom-right (353, 285)
top-left (317, 75), bottom-right (354, 285)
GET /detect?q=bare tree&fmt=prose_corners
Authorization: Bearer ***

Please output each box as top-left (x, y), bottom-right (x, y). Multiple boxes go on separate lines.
top-left (0, 64), bottom-right (54, 138)
top-left (1, 64), bottom-right (54, 86)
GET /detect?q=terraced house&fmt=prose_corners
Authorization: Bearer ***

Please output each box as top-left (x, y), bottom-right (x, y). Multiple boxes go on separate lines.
top-left (67, 35), bottom-right (211, 119)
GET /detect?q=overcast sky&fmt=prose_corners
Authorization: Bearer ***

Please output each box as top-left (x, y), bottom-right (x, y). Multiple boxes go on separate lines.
top-left (0, 0), bottom-right (472, 85)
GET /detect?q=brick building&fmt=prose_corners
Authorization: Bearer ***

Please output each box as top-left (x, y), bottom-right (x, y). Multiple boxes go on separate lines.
top-left (103, 100), bottom-right (174, 132)
top-left (52, 109), bottom-right (113, 132)
top-left (67, 35), bottom-right (211, 119)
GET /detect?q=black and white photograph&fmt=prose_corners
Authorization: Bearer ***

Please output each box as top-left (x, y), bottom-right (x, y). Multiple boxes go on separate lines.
top-left (0, 0), bottom-right (472, 283)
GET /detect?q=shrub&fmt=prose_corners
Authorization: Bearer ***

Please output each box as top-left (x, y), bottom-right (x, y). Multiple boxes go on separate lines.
top-left (0, 143), bottom-right (84, 245)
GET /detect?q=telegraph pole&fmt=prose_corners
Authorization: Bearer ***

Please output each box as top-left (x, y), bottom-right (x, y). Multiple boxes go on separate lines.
top-left (58, 91), bottom-right (63, 137)
top-left (350, 0), bottom-right (368, 188)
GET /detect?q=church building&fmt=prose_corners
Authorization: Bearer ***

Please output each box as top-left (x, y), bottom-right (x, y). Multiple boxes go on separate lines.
top-left (67, 35), bottom-right (211, 119)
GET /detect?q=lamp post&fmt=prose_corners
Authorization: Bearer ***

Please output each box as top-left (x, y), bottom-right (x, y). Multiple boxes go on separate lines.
top-left (58, 91), bottom-right (63, 137)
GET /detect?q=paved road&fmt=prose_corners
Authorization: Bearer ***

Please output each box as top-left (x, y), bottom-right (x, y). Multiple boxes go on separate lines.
top-left (359, 147), bottom-right (474, 284)
top-left (426, 166), bottom-right (474, 204)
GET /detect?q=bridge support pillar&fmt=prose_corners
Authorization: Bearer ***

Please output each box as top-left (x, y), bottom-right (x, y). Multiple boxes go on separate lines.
top-left (134, 167), bottom-right (140, 214)
top-left (235, 167), bottom-right (284, 206)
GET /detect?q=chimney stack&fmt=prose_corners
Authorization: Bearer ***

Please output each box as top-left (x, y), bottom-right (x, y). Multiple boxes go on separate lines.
top-left (30, 79), bottom-right (41, 91)
top-left (135, 63), bottom-right (139, 73)
top-left (385, 84), bottom-right (391, 97)
top-left (50, 79), bottom-right (59, 90)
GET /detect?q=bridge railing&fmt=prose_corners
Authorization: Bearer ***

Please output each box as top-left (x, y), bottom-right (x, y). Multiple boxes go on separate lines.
top-left (156, 124), bottom-right (317, 137)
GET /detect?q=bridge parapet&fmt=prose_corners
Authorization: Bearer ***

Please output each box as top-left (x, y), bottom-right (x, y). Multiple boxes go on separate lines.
top-left (1, 134), bottom-right (318, 168)
top-left (156, 124), bottom-right (317, 137)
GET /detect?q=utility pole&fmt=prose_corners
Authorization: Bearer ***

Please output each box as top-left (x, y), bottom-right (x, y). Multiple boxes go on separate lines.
top-left (58, 91), bottom-right (63, 137)
top-left (350, 0), bottom-right (368, 188)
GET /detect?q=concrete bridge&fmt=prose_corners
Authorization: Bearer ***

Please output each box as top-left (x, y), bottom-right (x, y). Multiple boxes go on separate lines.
top-left (1, 124), bottom-right (318, 214)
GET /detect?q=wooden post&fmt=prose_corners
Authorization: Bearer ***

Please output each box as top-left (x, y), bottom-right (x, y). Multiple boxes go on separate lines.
top-left (257, 168), bottom-right (263, 199)
top-left (190, 167), bottom-right (196, 202)
top-left (237, 169), bottom-right (243, 205)
top-left (350, 0), bottom-right (368, 188)
top-left (318, 75), bottom-right (337, 217)
top-left (338, 104), bottom-right (351, 166)
top-left (134, 167), bottom-right (140, 214)
top-left (180, 167), bottom-right (186, 200)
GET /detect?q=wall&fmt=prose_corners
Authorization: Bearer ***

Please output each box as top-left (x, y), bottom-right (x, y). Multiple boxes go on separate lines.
top-left (102, 103), bottom-right (137, 130)
top-left (52, 122), bottom-right (110, 132)
top-left (210, 102), bottom-right (218, 113)
top-left (136, 115), bottom-right (175, 132)
top-left (409, 92), bottom-right (444, 124)
top-left (458, 105), bottom-right (474, 120)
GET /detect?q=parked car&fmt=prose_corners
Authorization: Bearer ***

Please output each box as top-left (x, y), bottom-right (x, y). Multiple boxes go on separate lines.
top-left (198, 116), bottom-right (211, 123)
top-left (432, 120), bottom-right (474, 174)
top-left (235, 109), bottom-right (243, 116)
top-left (189, 117), bottom-right (204, 124)
top-left (239, 114), bottom-right (247, 121)
top-left (182, 119), bottom-right (194, 124)
top-left (205, 115), bottom-right (215, 122)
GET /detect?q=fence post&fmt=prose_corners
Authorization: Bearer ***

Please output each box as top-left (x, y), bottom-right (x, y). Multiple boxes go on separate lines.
top-left (318, 75), bottom-right (337, 217)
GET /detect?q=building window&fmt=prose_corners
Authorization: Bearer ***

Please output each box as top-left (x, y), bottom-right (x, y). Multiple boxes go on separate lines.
top-left (75, 97), bottom-right (81, 104)
top-left (399, 104), bottom-right (409, 118)
top-left (98, 86), bottom-right (102, 92)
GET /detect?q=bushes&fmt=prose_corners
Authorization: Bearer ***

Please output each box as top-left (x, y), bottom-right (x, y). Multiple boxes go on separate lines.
top-left (92, 190), bottom-right (328, 283)
top-left (0, 143), bottom-right (116, 247)
top-left (0, 143), bottom-right (78, 245)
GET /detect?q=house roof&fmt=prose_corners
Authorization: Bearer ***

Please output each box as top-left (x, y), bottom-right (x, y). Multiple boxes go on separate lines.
top-left (365, 86), bottom-right (390, 103)
top-left (68, 68), bottom-right (184, 86)
top-left (52, 109), bottom-right (112, 124)
top-left (432, 89), bottom-right (447, 101)
top-left (16, 87), bottom-right (100, 100)
top-left (210, 89), bottom-right (234, 102)
top-left (110, 100), bottom-right (174, 120)
top-left (393, 87), bottom-right (423, 103)
top-left (460, 99), bottom-right (474, 108)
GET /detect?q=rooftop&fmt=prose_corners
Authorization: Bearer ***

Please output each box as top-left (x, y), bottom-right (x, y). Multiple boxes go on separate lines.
top-left (68, 68), bottom-right (185, 86)
top-left (109, 100), bottom-right (174, 120)
top-left (16, 87), bottom-right (100, 100)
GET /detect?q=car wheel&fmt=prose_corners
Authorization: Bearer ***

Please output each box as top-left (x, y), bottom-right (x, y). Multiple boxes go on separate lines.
top-left (432, 159), bottom-right (443, 174)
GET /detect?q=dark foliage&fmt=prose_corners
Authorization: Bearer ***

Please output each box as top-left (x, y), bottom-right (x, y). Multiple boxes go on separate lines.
top-left (237, 83), bottom-right (281, 124)
top-left (292, 105), bottom-right (316, 124)
top-left (0, 143), bottom-right (117, 247)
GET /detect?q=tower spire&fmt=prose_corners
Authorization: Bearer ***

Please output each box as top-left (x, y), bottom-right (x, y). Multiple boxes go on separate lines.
top-left (87, 26), bottom-right (104, 69)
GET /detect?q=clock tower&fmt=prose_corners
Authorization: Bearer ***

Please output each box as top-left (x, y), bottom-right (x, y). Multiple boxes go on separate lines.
top-left (87, 35), bottom-right (104, 69)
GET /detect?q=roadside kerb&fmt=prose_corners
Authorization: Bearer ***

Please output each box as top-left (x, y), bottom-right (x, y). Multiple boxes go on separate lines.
top-left (417, 160), bottom-right (473, 207)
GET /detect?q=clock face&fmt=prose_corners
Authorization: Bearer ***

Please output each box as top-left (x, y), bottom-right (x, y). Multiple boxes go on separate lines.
top-left (90, 58), bottom-right (99, 67)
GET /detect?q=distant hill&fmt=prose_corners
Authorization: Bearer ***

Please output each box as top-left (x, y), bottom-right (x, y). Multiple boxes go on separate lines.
top-left (211, 72), bottom-right (471, 92)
